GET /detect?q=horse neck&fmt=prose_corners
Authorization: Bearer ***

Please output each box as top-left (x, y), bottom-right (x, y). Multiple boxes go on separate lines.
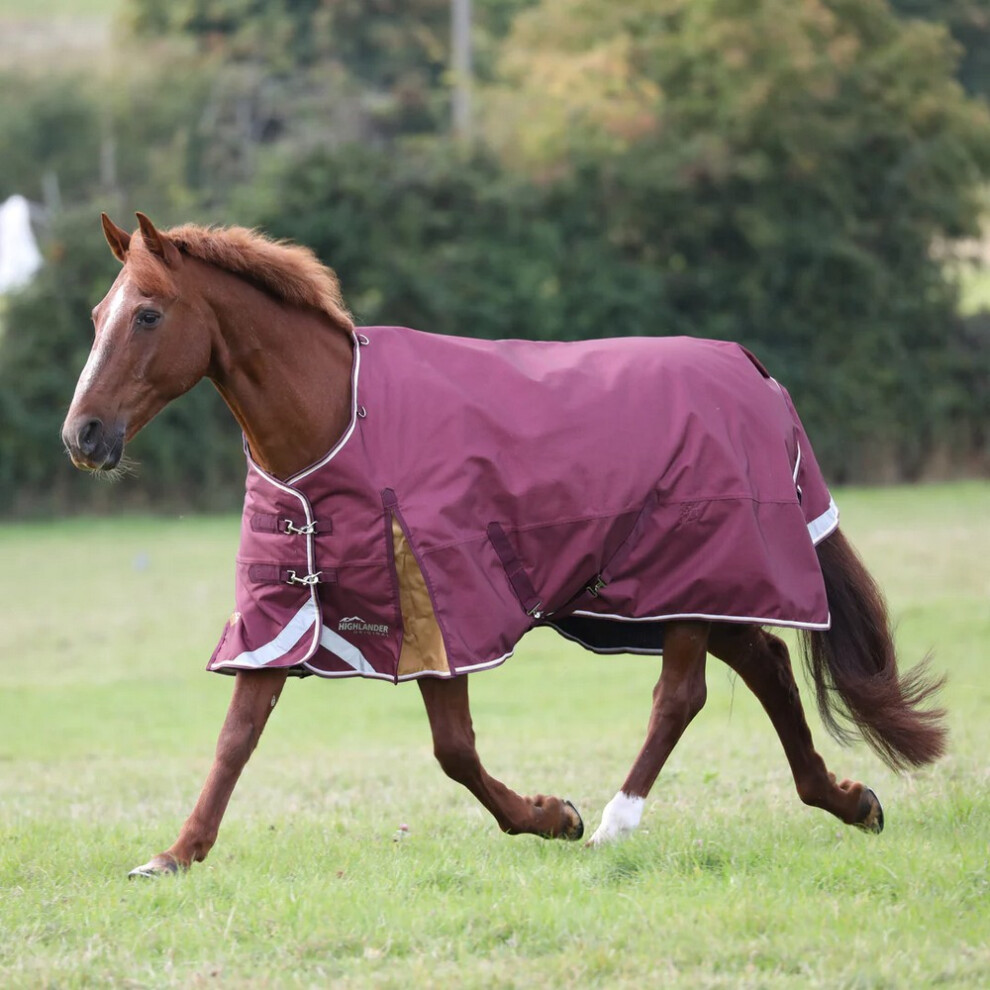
top-left (198, 263), bottom-right (354, 480)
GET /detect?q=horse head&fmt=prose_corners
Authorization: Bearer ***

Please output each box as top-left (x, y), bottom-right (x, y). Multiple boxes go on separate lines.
top-left (61, 213), bottom-right (214, 471)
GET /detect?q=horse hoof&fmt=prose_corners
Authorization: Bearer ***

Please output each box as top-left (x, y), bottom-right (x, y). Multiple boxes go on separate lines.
top-left (854, 788), bottom-right (884, 834)
top-left (128, 855), bottom-right (179, 879)
top-left (561, 799), bottom-right (585, 842)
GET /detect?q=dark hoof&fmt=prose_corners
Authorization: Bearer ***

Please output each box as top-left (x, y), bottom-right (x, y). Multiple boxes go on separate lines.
top-left (854, 788), bottom-right (884, 834)
top-left (561, 799), bottom-right (585, 841)
top-left (128, 856), bottom-right (179, 879)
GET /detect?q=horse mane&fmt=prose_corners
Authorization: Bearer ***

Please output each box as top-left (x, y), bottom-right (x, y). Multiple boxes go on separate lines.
top-left (150, 223), bottom-right (354, 332)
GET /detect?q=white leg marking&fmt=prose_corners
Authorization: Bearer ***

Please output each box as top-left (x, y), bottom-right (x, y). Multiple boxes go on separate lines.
top-left (588, 791), bottom-right (645, 846)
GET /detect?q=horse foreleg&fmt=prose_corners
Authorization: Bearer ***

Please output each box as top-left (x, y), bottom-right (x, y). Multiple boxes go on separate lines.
top-left (588, 621), bottom-right (709, 846)
top-left (707, 624), bottom-right (883, 832)
top-left (128, 668), bottom-right (289, 877)
top-left (418, 675), bottom-right (584, 840)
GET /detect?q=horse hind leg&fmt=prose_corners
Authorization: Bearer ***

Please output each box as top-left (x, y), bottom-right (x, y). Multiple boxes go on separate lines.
top-left (418, 675), bottom-right (584, 841)
top-left (588, 621), bottom-right (710, 846)
top-left (708, 624), bottom-right (883, 833)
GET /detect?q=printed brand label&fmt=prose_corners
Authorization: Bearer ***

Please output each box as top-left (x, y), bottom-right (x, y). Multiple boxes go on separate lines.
top-left (338, 615), bottom-right (390, 637)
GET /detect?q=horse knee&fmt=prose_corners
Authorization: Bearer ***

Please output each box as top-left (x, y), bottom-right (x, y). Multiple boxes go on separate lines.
top-left (656, 675), bottom-right (707, 731)
top-left (433, 734), bottom-right (480, 783)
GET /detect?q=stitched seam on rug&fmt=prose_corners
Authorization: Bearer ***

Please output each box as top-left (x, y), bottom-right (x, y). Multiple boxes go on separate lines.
top-left (415, 503), bottom-right (650, 555)
top-left (414, 493), bottom-right (800, 556)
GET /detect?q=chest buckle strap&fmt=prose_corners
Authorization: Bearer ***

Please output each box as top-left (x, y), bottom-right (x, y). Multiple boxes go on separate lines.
top-left (286, 569), bottom-right (323, 586)
top-left (247, 563), bottom-right (336, 586)
top-left (283, 520), bottom-right (318, 536)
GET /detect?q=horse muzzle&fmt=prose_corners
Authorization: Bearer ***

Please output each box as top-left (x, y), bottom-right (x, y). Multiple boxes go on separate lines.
top-left (62, 415), bottom-right (125, 471)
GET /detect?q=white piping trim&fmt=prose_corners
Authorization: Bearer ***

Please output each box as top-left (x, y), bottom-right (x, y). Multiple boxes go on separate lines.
top-left (807, 496), bottom-right (839, 545)
top-left (792, 444), bottom-right (802, 484)
top-left (240, 336), bottom-right (365, 667)
top-left (300, 667), bottom-right (398, 682)
top-left (241, 463), bottom-right (322, 662)
top-left (440, 651), bottom-right (514, 675)
top-left (568, 608), bottom-right (832, 631)
top-left (547, 622), bottom-right (664, 656)
top-left (299, 650), bottom-right (514, 681)
top-left (216, 599), bottom-right (318, 668)
top-left (287, 331), bottom-right (363, 485)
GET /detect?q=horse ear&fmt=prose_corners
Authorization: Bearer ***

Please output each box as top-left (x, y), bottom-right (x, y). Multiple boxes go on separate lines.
top-left (135, 212), bottom-right (181, 267)
top-left (101, 213), bottom-right (131, 263)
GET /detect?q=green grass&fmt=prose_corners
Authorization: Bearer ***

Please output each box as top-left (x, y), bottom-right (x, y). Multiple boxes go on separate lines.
top-left (0, 0), bottom-right (124, 70)
top-left (2, 484), bottom-right (989, 987)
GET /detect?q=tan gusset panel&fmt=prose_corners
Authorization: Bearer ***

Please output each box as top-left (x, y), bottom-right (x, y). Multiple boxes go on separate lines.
top-left (392, 515), bottom-right (450, 677)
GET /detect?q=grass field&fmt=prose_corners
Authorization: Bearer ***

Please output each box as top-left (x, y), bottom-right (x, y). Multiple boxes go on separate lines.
top-left (0, 0), bottom-right (123, 70)
top-left (1, 483), bottom-right (989, 988)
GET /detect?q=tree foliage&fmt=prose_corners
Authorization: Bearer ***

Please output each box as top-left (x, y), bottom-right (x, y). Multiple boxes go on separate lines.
top-left (0, 0), bottom-right (988, 514)
top-left (481, 0), bottom-right (990, 477)
top-left (890, 0), bottom-right (990, 99)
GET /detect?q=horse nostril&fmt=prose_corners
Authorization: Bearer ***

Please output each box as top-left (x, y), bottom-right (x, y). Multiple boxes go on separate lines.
top-left (77, 418), bottom-right (103, 456)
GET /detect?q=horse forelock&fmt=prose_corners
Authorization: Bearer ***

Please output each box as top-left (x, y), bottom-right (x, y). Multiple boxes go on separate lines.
top-left (125, 239), bottom-right (180, 300)
top-left (160, 224), bottom-right (354, 332)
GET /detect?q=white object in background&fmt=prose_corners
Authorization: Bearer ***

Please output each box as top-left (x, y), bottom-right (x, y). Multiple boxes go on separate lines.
top-left (0, 195), bottom-right (43, 293)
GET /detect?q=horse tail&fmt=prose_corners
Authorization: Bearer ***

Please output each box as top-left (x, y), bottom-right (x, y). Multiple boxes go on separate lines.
top-left (798, 528), bottom-right (947, 771)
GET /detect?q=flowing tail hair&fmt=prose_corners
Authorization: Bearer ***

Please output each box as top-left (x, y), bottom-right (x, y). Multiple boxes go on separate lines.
top-left (799, 528), bottom-right (947, 771)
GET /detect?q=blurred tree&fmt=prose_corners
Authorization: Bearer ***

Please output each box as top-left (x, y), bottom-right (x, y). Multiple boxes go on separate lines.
top-left (2, 0), bottom-right (989, 514)
top-left (235, 144), bottom-right (670, 341)
top-left (890, 0), bottom-right (990, 100)
top-left (481, 0), bottom-right (990, 478)
top-left (0, 74), bottom-right (101, 204)
top-left (126, 0), bottom-right (540, 154)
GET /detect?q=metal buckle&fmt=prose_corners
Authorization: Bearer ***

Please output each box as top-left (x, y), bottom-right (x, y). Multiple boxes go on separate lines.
top-left (586, 575), bottom-right (606, 597)
top-left (286, 570), bottom-right (322, 586)
top-left (526, 600), bottom-right (544, 619)
top-left (283, 520), bottom-right (317, 536)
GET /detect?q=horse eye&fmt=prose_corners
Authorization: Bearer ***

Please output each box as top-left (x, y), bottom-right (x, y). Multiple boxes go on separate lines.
top-left (136, 310), bottom-right (162, 329)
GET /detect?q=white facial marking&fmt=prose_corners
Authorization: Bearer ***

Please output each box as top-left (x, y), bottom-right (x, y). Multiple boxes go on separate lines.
top-left (73, 333), bottom-right (112, 402)
top-left (73, 284), bottom-right (127, 402)
top-left (104, 282), bottom-right (128, 327)
top-left (587, 791), bottom-right (645, 847)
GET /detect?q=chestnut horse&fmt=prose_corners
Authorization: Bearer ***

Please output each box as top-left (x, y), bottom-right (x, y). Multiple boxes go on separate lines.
top-left (62, 214), bottom-right (946, 877)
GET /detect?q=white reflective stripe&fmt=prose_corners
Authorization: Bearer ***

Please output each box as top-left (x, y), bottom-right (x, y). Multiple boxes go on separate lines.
top-left (319, 624), bottom-right (376, 675)
top-left (807, 496), bottom-right (839, 545)
top-left (224, 599), bottom-right (318, 668)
